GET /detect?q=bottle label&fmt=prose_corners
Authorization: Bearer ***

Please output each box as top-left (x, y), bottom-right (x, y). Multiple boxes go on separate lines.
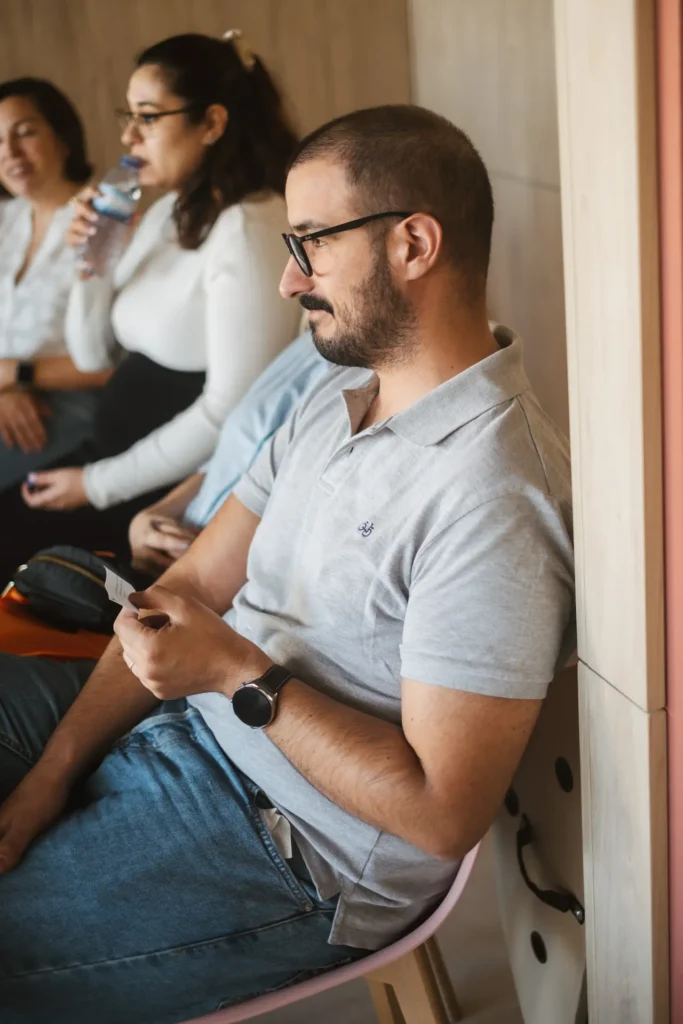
top-left (92, 183), bottom-right (137, 222)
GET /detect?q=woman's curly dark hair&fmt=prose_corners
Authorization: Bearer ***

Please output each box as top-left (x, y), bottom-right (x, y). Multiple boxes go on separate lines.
top-left (0, 78), bottom-right (92, 197)
top-left (136, 34), bottom-right (298, 250)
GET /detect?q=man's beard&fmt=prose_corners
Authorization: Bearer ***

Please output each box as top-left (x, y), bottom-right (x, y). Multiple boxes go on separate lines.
top-left (302, 251), bottom-right (417, 370)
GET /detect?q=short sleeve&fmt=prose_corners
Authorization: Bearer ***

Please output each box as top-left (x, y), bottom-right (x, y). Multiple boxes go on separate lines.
top-left (400, 493), bottom-right (575, 698)
top-left (232, 415), bottom-right (298, 518)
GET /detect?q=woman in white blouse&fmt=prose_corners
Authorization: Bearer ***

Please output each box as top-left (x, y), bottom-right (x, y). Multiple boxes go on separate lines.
top-left (20, 31), bottom-right (300, 524)
top-left (0, 79), bottom-right (110, 491)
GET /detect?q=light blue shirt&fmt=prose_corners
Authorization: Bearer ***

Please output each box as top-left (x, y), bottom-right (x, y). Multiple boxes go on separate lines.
top-left (185, 332), bottom-right (330, 526)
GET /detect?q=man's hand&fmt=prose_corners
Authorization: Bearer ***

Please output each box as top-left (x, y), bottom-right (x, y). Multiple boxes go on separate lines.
top-left (21, 467), bottom-right (88, 510)
top-left (114, 585), bottom-right (272, 701)
top-left (0, 767), bottom-right (71, 872)
top-left (0, 390), bottom-right (49, 453)
top-left (129, 511), bottom-right (201, 576)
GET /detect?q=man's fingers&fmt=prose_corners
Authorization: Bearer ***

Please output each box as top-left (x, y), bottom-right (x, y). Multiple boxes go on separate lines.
top-left (129, 584), bottom-right (188, 617)
top-left (138, 613), bottom-right (171, 630)
top-left (122, 651), bottom-right (137, 675)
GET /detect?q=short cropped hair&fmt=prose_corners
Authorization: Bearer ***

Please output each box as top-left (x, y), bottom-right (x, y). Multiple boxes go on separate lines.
top-left (290, 105), bottom-right (494, 300)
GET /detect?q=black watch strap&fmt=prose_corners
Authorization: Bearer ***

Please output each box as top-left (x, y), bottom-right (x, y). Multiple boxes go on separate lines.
top-left (16, 361), bottom-right (35, 386)
top-left (232, 664), bottom-right (293, 729)
top-left (259, 664), bottom-right (293, 696)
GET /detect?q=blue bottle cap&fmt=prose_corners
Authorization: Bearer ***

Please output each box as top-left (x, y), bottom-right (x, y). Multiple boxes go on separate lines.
top-left (119, 155), bottom-right (144, 170)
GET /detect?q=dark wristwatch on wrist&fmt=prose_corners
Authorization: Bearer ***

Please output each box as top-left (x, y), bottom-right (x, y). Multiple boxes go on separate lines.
top-left (231, 664), bottom-right (293, 729)
top-left (16, 361), bottom-right (35, 387)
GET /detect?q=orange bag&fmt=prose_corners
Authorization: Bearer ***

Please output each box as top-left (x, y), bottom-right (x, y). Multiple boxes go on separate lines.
top-left (0, 586), bottom-right (110, 661)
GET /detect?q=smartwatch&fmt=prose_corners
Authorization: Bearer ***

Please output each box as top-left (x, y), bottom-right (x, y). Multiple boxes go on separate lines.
top-left (16, 361), bottom-right (35, 387)
top-left (231, 664), bottom-right (293, 729)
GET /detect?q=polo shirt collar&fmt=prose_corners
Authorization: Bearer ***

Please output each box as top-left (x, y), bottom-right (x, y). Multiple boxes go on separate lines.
top-left (390, 325), bottom-right (530, 447)
top-left (339, 323), bottom-right (531, 448)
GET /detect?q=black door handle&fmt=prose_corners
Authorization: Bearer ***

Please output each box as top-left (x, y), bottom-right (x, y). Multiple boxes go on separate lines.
top-left (516, 814), bottom-right (585, 925)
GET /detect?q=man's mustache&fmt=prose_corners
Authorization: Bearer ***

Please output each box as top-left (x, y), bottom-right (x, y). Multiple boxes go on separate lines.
top-left (299, 294), bottom-right (334, 315)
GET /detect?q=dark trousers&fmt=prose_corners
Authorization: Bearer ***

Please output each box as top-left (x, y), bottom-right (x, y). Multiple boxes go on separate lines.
top-left (0, 354), bottom-right (205, 584)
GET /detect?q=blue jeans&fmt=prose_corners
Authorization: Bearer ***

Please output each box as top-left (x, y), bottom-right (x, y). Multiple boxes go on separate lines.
top-left (0, 655), bottom-right (362, 1024)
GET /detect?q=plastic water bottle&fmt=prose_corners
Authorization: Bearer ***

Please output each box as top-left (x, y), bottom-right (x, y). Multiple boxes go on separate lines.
top-left (80, 155), bottom-right (142, 276)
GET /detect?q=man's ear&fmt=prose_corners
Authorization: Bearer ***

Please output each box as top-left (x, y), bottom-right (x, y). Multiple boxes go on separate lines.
top-left (389, 213), bottom-right (443, 281)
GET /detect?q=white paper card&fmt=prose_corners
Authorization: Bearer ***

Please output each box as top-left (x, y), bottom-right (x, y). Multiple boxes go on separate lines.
top-left (104, 567), bottom-right (136, 611)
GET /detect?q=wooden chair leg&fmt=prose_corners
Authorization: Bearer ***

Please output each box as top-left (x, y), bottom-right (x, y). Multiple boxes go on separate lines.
top-left (424, 936), bottom-right (463, 1022)
top-left (367, 979), bottom-right (406, 1024)
top-left (366, 943), bottom-right (462, 1024)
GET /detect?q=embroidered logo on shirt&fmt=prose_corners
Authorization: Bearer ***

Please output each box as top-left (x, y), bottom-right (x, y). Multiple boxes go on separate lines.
top-left (358, 521), bottom-right (374, 537)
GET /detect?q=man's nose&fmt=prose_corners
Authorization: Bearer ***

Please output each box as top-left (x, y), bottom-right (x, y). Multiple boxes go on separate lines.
top-left (279, 255), bottom-right (311, 299)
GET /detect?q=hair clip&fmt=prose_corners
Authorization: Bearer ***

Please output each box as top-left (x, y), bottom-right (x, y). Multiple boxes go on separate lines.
top-left (222, 29), bottom-right (256, 71)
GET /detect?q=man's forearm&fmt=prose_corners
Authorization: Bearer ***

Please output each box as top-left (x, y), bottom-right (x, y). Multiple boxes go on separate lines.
top-left (37, 640), bottom-right (159, 783)
top-left (265, 680), bottom-right (455, 858)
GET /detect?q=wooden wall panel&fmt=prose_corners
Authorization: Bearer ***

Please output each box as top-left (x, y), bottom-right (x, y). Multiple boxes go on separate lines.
top-left (554, 0), bottom-right (664, 710)
top-left (579, 664), bottom-right (668, 1024)
top-left (408, 0), bottom-right (569, 435)
top-left (0, 0), bottom-right (411, 180)
top-left (553, 1), bottom-right (668, 1020)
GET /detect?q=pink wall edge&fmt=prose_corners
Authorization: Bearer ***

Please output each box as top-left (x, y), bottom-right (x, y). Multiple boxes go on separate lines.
top-left (657, 0), bottom-right (683, 1015)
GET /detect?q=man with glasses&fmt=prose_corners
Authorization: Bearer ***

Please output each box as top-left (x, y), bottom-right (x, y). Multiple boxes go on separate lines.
top-left (0, 105), bottom-right (574, 1024)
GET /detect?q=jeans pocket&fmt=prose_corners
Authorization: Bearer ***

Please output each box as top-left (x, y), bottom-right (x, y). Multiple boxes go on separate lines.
top-left (246, 793), bottom-right (316, 914)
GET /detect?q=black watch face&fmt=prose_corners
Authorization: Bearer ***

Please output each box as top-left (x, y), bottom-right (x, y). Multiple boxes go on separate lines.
top-left (232, 684), bottom-right (273, 728)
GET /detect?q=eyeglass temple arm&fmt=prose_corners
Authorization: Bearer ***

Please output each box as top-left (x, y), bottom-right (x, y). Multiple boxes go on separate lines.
top-left (297, 211), bottom-right (413, 243)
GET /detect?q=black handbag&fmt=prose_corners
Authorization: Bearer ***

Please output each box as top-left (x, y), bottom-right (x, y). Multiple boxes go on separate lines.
top-left (11, 545), bottom-right (139, 634)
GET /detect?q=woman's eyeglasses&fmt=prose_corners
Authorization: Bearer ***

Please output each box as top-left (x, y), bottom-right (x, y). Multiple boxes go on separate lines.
top-left (116, 107), bottom-right (195, 134)
top-left (282, 211), bottom-right (413, 277)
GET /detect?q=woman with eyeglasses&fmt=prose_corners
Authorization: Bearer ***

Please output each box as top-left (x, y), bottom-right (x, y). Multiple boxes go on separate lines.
top-left (8, 32), bottom-right (300, 561)
top-left (0, 78), bottom-right (111, 493)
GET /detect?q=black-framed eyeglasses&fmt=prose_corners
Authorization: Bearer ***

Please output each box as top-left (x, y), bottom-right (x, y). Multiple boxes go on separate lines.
top-left (116, 107), bottom-right (195, 133)
top-left (282, 211), bottom-right (413, 277)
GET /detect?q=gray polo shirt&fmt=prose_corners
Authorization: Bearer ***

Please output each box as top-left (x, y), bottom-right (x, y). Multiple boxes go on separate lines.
top-left (189, 324), bottom-right (574, 950)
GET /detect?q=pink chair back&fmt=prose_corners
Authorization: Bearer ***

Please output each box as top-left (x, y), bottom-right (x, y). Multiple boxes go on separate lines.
top-left (182, 842), bottom-right (481, 1024)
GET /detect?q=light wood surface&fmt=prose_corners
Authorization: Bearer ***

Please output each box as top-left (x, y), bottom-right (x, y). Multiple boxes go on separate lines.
top-left (408, 0), bottom-right (560, 188)
top-left (493, 667), bottom-right (586, 1024)
top-left (408, 0), bottom-right (569, 434)
top-left (554, 1), bottom-right (668, 1018)
top-left (366, 945), bottom-right (460, 1024)
top-left (578, 663), bottom-right (668, 1024)
top-left (367, 980), bottom-right (404, 1024)
top-left (553, 0), bottom-right (665, 710)
top-left (0, 0), bottom-right (411, 180)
